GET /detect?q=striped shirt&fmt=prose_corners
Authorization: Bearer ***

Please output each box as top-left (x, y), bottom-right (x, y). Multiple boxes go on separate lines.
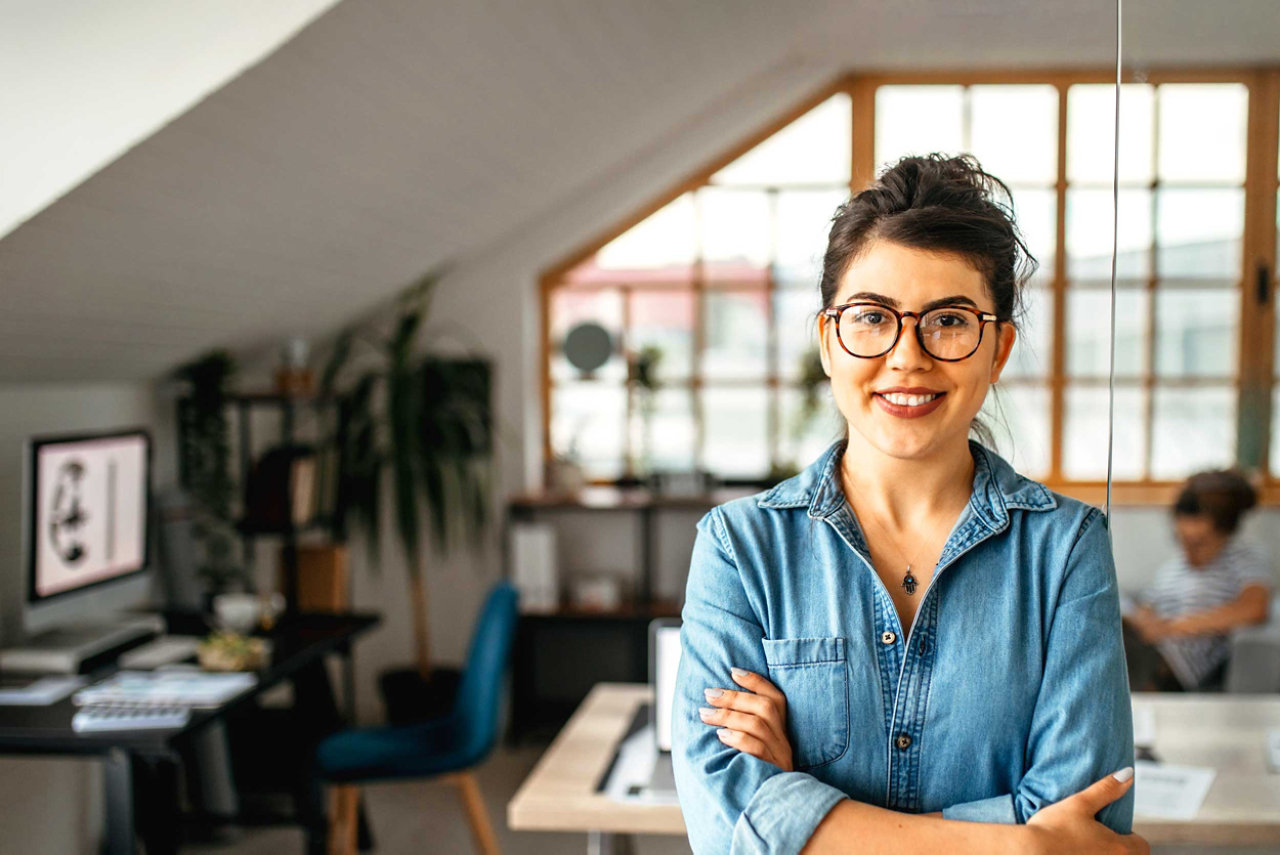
top-left (1140, 536), bottom-right (1274, 689)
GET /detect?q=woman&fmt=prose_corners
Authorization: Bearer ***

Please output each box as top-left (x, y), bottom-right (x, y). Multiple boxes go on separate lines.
top-left (672, 154), bottom-right (1146, 854)
top-left (1125, 470), bottom-right (1272, 691)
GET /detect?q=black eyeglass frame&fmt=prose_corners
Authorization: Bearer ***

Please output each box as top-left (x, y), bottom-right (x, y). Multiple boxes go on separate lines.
top-left (821, 301), bottom-right (1002, 362)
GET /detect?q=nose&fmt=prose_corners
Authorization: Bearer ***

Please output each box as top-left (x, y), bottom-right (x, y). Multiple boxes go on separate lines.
top-left (885, 314), bottom-right (933, 370)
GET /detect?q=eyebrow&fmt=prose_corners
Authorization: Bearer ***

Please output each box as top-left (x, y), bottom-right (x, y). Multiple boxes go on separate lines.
top-left (839, 292), bottom-right (980, 312)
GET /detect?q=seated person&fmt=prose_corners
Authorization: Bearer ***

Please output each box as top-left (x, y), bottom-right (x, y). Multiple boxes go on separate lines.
top-left (1124, 469), bottom-right (1273, 691)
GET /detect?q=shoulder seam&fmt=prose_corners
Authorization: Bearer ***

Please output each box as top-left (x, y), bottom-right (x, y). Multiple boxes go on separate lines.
top-left (710, 505), bottom-right (740, 567)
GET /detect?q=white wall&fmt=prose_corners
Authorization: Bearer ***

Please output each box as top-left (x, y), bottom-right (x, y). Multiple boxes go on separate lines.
top-left (0, 380), bottom-right (171, 855)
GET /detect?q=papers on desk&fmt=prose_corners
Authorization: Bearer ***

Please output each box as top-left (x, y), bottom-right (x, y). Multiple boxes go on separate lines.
top-left (1133, 761), bottom-right (1216, 820)
top-left (1132, 703), bottom-right (1156, 748)
top-left (0, 675), bottom-right (87, 705)
top-left (73, 670), bottom-right (256, 708)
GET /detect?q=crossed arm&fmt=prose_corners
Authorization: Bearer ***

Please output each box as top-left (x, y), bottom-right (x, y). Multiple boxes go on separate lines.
top-left (1128, 584), bottom-right (1270, 641)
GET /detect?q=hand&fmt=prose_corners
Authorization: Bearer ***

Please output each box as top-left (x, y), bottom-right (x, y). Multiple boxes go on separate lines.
top-left (1128, 609), bottom-right (1172, 643)
top-left (701, 668), bottom-right (793, 772)
top-left (1025, 768), bottom-right (1149, 855)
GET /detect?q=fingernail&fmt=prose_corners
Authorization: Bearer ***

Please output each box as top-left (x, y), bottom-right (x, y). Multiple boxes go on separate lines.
top-left (704, 688), bottom-right (724, 700)
top-left (699, 707), bottom-right (716, 719)
top-left (716, 728), bottom-right (732, 740)
top-left (1113, 766), bottom-right (1134, 782)
top-left (731, 667), bottom-right (749, 677)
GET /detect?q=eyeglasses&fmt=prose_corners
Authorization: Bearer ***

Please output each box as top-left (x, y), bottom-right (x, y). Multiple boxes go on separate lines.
top-left (821, 302), bottom-right (1001, 362)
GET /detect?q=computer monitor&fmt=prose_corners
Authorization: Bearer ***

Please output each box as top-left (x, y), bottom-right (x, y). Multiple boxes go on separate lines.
top-left (23, 429), bottom-right (152, 635)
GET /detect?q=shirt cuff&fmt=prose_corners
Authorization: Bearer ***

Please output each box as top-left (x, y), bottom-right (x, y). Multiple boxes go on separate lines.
top-left (942, 793), bottom-right (1018, 824)
top-left (732, 771), bottom-right (847, 853)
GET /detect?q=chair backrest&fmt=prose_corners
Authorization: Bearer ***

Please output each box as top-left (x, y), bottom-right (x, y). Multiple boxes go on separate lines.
top-left (454, 581), bottom-right (520, 758)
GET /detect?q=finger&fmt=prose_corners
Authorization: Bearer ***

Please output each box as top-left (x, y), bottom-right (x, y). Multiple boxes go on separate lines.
top-left (730, 668), bottom-right (787, 711)
top-left (1067, 767), bottom-right (1135, 817)
top-left (700, 706), bottom-right (779, 747)
top-left (704, 687), bottom-right (786, 743)
top-left (715, 728), bottom-right (778, 768)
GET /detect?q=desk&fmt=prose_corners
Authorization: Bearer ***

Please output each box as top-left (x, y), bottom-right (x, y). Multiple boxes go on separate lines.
top-left (509, 685), bottom-right (1280, 851)
top-left (1131, 692), bottom-right (1280, 846)
top-left (0, 611), bottom-right (379, 855)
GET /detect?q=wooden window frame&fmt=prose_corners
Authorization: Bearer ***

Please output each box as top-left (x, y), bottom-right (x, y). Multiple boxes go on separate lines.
top-left (540, 68), bottom-right (1280, 506)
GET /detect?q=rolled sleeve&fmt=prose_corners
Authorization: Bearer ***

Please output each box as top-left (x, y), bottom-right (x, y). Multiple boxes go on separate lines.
top-left (1015, 507), bottom-right (1135, 831)
top-left (942, 793), bottom-right (1017, 824)
top-left (673, 507), bottom-right (847, 854)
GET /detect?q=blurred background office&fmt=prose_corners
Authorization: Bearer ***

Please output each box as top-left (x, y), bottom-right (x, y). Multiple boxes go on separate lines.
top-left (0, 0), bottom-right (1278, 853)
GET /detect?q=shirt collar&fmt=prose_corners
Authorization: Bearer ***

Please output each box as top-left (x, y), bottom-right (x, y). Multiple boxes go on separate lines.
top-left (756, 437), bottom-right (1056, 527)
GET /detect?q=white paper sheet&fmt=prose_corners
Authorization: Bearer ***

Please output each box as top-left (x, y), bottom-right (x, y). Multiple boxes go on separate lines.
top-left (0, 675), bottom-right (86, 705)
top-left (1133, 761), bottom-right (1216, 820)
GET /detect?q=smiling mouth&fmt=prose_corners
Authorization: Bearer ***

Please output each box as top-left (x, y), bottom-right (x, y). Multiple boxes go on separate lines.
top-left (876, 392), bottom-right (944, 407)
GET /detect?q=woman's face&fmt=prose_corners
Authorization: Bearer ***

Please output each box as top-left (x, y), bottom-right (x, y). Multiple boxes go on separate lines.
top-left (817, 239), bottom-right (1016, 464)
top-left (1174, 513), bottom-right (1229, 568)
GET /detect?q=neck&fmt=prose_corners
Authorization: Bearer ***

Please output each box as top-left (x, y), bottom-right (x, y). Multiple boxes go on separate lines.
top-left (839, 431), bottom-right (976, 529)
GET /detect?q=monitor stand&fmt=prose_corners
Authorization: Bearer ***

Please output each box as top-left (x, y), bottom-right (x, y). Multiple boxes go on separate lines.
top-left (0, 615), bottom-right (164, 674)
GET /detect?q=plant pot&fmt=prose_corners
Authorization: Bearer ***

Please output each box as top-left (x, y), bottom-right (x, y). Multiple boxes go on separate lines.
top-left (378, 665), bottom-right (462, 724)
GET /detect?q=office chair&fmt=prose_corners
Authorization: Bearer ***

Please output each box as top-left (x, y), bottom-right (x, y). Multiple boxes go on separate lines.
top-left (316, 582), bottom-right (519, 854)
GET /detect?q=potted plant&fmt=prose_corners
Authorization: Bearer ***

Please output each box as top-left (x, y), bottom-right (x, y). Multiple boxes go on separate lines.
top-left (318, 272), bottom-right (495, 721)
top-left (174, 350), bottom-right (250, 598)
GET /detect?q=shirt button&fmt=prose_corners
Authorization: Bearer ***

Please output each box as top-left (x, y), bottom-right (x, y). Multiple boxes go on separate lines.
top-left (919, 638), bottom-right (929, 654)
top-left (896, 734), bottom-right (912, 750)
top-left (880, 630), bottom-right (896, 644)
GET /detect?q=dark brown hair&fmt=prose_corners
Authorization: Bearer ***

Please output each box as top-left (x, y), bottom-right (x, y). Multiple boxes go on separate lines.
top-left (1174, 469), bottom-right (1258, 535)
top-left (818, 153), bottom-right (1038, 448)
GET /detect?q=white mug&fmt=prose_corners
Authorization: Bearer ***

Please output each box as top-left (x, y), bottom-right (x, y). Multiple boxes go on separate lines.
top-left (213, 592), bottom-right (285, 633)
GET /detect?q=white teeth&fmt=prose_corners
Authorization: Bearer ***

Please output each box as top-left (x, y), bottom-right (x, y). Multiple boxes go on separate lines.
top-left (882, 393), bottom-right (939, 407)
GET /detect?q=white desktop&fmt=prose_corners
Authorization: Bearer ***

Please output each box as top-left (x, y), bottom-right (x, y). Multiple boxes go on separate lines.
top-left (0, 429), bottom-right (161, 673)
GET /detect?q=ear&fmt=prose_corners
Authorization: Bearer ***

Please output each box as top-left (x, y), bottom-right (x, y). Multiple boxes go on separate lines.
top-left (816, 313), bottom-right (833, 377)
top-left (989, 322), bottom-right (1017, 384)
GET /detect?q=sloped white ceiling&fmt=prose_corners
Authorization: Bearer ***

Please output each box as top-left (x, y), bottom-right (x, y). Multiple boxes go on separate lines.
top-left (0, 0), bottom-right (1276, 382)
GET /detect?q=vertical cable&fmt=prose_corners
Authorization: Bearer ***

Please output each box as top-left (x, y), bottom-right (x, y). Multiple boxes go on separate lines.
top-left (1106, 0), bottom-right (1122, 518)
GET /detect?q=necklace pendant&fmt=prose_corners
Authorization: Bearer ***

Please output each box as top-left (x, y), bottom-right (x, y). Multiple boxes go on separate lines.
top-left (902, 567), bottom-right (918, 596)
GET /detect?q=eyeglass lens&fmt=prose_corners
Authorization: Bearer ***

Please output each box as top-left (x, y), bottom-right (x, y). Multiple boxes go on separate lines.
top-left (840, 305), bottom-right (981, 360)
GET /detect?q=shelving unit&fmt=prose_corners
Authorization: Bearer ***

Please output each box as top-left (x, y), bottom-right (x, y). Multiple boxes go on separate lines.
top-left (177, 391), bottom-right (335, 613)
top-left (502, 486), bottom-right (752, 741)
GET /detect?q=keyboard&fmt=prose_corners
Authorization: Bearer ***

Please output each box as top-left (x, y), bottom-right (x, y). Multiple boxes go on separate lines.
top-left (72, 704), bottom-right (191, 733)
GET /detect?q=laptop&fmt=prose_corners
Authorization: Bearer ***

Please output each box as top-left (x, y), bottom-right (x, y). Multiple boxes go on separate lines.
top-left (599, 617), bottom-right (682, 803)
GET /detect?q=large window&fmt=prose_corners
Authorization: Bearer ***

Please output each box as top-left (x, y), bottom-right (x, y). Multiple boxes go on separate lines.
top-left (543, 71), bottom-right (1280, 500)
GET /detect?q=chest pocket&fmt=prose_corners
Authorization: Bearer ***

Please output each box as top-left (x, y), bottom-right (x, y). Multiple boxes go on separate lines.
top-left (761, 636), bottom-right (849, 770)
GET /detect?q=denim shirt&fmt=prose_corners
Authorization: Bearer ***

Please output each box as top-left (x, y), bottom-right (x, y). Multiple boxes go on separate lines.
top-left (672, 439), bottom-right (1134, 854)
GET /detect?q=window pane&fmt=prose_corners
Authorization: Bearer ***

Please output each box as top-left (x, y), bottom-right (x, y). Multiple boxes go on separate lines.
top-left (552, 382), bottom-right (626, 479)
top-left (1063, 386), bottom-right (1145, 480)
top-left (778, 386), bottom-right (844, 472)
top-left (979, 384), bottom-right (1049, 478)
top-left (1157, 84), bottom-right (1248, 184)
top-left (630, 387), bottom-right (695, 473)
top-left (629, 290), bottom-right (694, 382)
top-left (1012, 187), bottom-right (1056, 283)
top-left (1155, 188), bottom-right (1243, 280)
top-left (1067, 288), bottom-right (1147, 378)
top-left (1067, 84), bottom-right (1155, 185)
top-left (550, 290), bottom-right (625, 382)
top-left (1154, 288), bottom-right (1238, 378)
top-left (597, 194), bottom-right (696, 271)
top-left (1067, 188), bottom-right (1152, 282)
top-left (775, 189), bottom-right (847, 286)
top-left (1004, 285), bottom-right (1051, 379)
top-left (703, 290), bottom-right (768, 379)
top-left (1150, 386), bottom-right (1235, 479)
top-left (698, 187), bottom-right (771, 278)
top-left (712, 94), bottom-right (851, 186)
top-left (875, 86), bottom-right (964, 165)
top-left (702, 387), bottom-right (770, 478)
top-left (774, 289), bottom-right (820, 381)
top-left (969, 85), bottom-right (1058, 185)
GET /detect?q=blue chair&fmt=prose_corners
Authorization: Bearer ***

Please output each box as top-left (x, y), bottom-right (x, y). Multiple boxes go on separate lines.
top-left (317, 582), bottom-right (519, 854)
